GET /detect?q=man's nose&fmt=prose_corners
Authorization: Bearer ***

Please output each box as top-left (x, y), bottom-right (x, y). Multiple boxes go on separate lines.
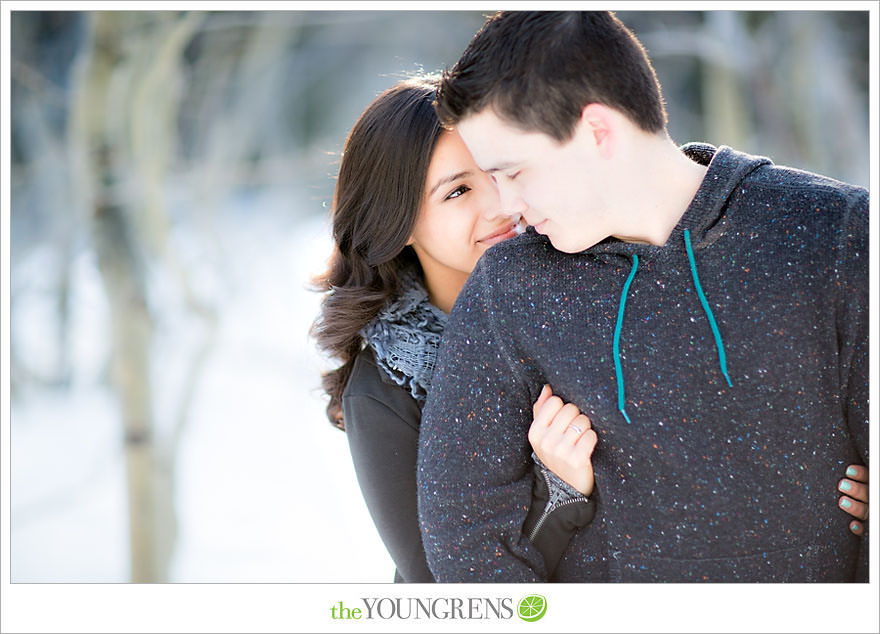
top-left (496, 181), bottom-right (528, 219)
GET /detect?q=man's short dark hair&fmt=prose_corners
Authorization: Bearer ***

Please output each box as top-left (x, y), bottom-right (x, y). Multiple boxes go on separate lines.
top-left (436, 11), bottom-right (668, 141)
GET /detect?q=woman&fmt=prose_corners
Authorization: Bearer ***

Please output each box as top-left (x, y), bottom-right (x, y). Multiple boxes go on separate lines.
top-left (312, 76), bottom-right (597, 582)
top-left (312, 76), bottom-right (868, 582)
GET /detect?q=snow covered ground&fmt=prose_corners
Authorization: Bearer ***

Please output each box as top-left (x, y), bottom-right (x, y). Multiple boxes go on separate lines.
top-left (10, 199), bottom-right (396, 583)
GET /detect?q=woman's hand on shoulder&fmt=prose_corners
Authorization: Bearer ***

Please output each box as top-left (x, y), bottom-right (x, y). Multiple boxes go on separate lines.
top-left (839, 464), bottom-right (868, 535)
top-left (528, 384), bottom-right (597, 496)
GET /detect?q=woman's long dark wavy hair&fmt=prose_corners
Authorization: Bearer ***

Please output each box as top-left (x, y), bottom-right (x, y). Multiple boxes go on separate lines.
top-left (311, 76), bottom-right (444, 429)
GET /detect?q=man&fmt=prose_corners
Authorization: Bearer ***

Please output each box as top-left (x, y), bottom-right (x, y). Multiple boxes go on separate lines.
top-left (416, 11), bottom-right (868, 582)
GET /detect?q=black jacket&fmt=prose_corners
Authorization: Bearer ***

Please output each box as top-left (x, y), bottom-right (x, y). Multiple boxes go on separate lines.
top-left (343, 345), bottom-right (594, 582)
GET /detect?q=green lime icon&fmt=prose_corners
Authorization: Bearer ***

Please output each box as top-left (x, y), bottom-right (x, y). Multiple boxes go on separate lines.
top-left (517, 594), bottom-right (547, 622)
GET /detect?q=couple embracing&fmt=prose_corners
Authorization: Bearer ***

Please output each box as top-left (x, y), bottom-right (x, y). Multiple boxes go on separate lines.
top-left (313, 11), bottom-right (868, 583)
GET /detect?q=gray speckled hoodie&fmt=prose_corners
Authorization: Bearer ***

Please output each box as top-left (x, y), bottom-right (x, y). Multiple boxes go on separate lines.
top-left (417, 143), bottom-right (868, 582)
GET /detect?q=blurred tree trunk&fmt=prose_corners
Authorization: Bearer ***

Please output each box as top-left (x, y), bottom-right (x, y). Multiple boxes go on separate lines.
top-left (71, 12), bottom-right (159, 583)
top-left (69, 11), bottom-right (203, 583)
top-left (94, 148), bottom-right (159, 583)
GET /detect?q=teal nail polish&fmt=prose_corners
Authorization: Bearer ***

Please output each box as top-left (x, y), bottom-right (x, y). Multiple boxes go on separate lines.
top-left (840, 480), bottom-right (852, 491)
top-left (846, 466), bottom-right (858, 477)
top-left (851, 522), bottom-right (861, 532)
top-left (841, 498), bottom-right (852, 509)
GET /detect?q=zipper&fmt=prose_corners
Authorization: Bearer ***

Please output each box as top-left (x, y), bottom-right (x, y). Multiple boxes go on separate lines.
top-left (529, 497), bottom-right (584, 542)
top-left (528, 467), bottom-right (587, 542)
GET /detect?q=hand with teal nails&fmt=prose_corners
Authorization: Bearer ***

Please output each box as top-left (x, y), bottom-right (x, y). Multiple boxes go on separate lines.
top-left (838, 464), bottom-right (868, 535)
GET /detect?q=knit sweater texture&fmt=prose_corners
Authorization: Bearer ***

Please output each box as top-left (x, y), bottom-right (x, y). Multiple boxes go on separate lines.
top-left (417, 143), bottom-right (869, 582)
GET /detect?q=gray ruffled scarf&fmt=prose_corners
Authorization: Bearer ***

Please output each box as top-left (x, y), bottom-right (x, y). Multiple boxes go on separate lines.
top-left (360, 265), bottom-right (448, 404)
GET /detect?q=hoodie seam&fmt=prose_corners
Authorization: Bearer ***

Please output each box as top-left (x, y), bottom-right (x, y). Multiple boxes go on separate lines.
top-left (476, 260), bottom-right (534, 404)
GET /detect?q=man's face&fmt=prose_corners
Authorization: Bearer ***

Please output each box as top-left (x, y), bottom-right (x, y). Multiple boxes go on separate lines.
top-left (456, 108), bottom-right (614, 254)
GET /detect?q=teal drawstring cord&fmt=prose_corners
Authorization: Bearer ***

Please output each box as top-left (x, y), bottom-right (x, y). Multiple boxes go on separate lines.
top-left (683, 229), bottom-right (733, 387)
top-left (613, 255), bottom-right (639, 423)
top-left (612, 233), bottom-right (731, 424)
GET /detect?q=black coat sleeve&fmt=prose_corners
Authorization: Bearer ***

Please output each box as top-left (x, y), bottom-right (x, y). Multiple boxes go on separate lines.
top-left (522, 460), bottom-right (596, 579)
top-left (343, 352), bottom-right (435, 583)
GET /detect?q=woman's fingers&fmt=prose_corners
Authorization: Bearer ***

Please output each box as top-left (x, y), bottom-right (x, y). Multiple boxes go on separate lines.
top-left (527, 388), bottom-right (598, 497)
top-left (529, 389), bottom-right (562, 446)
top-left (576, 428), bottom-right (598, 455)
top-left (532, 384), bottom-right (552, 418)
top-left (837, 465), bottom-right (868, 530)
top-left (839, 495), bottom-right (868, 521)
top-left (530, 401), bottom-right (591, 448)
top-left (528, 385), bottom-right (596, 466)
top-left (844, 464), bottom-right (868, 483)
top-left (839, 478), bottom-right (868, 503)
top-left (532, 394), bottom-right (565, 428)
top-left (565, 413), bottom-right (592, 439)
top-left (549, 403), bottom-right (582, 432)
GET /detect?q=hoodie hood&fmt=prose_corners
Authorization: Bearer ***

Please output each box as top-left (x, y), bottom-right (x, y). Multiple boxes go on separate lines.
top-left (589, 143), bottom-right (773, 258)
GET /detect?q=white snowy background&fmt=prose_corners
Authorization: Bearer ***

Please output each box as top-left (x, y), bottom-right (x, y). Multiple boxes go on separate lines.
top-left (10, 198), bottom-right (397, 582)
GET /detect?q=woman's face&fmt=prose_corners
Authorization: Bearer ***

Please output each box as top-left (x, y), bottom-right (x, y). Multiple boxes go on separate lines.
top-left (409, 129), bottom-right (520, 288)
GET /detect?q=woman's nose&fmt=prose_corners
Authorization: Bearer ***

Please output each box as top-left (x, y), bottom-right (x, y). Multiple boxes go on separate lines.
top-left (478, 189), bottom-right (504, 222)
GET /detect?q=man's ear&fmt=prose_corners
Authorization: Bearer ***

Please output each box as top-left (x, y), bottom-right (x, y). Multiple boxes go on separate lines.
top-left (579, 103), bottom-right (614, 158)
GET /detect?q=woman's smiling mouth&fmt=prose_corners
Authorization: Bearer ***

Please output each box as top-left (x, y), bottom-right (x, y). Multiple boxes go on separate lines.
top-left (477, 220), bottom-right (520, 246)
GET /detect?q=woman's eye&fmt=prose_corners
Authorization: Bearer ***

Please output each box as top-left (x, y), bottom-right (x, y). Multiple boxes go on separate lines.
top-left (507, 171), bottom-right (521, 181)
top-left (445, 184), bottom-right (471, 200)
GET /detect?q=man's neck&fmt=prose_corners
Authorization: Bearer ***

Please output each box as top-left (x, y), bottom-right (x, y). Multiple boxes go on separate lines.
top-left (614, 135), bottom-right (708, 246)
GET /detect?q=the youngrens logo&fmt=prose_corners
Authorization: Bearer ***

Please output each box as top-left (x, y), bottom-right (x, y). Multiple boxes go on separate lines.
top-left (329, 595), bottom-right (547, 622)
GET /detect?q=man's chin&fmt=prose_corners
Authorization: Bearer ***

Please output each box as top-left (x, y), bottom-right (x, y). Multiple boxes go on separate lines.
top-left (547, 234), bottom-right (594, 254)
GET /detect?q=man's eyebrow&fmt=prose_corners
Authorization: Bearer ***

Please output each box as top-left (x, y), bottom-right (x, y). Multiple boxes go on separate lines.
top-left (429, 170), bottom-right (472, 196)
top-left (483, 161), bottom-right (519, 174)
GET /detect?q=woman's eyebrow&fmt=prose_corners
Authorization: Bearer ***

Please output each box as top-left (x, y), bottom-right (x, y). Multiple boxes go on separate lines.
top-left (429, 170), bottom-right (471, 195)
